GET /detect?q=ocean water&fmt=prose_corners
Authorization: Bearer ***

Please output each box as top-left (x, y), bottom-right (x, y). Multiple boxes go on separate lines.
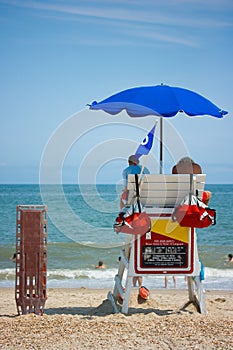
top-left (0, 184), bottom-right (233, 291)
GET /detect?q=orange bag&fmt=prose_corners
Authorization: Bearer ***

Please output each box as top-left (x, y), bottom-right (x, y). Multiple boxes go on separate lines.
top-left (172, 195), bottom-right (216, 228)
top-left (139, 286), bottom-right (150, 300)
top-left (114, 173), bottom-right (151, 235)
top-left (114, 207), bottom-right (151, 235)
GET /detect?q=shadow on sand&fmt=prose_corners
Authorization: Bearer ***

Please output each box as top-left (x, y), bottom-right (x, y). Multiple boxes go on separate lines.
top-left (43, 298), bottom-right (192, 317)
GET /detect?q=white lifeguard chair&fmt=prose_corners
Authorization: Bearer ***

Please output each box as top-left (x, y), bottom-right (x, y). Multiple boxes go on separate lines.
top-left (108, 174), bottom-right (207, 314)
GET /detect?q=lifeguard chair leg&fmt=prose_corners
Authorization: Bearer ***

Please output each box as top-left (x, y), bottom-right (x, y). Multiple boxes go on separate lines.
top-left (108, 237), bottom-right (131, 313)
top-left (121, 242), bottom-right (135, 314)
top-left (194, 276), bottom-right (207, 314)
top-left (113, 244), bottom-right (130, 298)
top-left (121, 275), bottom-right (133, 314)
top-left (187, 276), bottom-right (206, 314)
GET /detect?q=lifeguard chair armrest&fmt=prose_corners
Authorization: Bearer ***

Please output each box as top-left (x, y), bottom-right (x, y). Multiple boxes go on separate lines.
top-left (127, 174), bottom-right (206, 208)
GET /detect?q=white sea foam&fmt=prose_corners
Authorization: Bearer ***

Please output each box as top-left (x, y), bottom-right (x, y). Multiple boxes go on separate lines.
top-left (1, 267), bottom-right (232, 290)
top-left (205, 267), bottom-right (233, 278)
top-left (1, 266), bottom-right (232, 280)
top-left (47, 268), bottom-right (117, 279)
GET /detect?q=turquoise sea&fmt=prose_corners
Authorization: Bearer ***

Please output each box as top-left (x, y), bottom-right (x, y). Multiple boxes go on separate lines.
top-left (0, 184), bottom-right (233, 290)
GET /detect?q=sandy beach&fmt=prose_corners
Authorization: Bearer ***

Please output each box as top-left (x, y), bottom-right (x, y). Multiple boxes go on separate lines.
top-left (0, 287), bottom-right (232, 349)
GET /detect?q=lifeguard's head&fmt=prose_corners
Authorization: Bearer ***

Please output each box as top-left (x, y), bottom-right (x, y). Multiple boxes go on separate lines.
top-left (177, 157), bottom-right (194, 165)
top-left (128, 155), bottom-right (139, 165)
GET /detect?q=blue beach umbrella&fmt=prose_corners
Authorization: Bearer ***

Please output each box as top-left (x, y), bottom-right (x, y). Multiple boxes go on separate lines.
top-left (89, 84), bottom-right (228, 172)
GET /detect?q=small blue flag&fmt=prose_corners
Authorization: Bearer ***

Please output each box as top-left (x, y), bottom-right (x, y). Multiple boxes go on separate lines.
top-left (135, 125), bottom-right (156, 159)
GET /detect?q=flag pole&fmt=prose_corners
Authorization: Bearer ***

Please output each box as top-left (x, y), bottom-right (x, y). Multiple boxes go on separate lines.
top-left (137, 154), bottom-right (148, 192)
top-left (160, 117), bottom-right (163, 174)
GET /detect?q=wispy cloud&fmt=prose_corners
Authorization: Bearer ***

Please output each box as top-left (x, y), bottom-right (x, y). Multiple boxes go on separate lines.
top-left (116, 22), bottom-right (197, 47)
top-left (1, 0), bottom-right (232, 28)
top-left (0, 0), bottom-right (232, 48)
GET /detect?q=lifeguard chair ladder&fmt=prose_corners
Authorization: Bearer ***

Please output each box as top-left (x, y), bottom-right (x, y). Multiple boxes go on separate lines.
top-left (108, 174), bottom-right (207, 314)
top-left (15, 205), bottom-right (48, 315)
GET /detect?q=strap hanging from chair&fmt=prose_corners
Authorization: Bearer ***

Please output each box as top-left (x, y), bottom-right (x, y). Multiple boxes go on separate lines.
top-left (135, 174), bottom-right (141, 213)
top-left (189, 174), bottom-right (194, 204)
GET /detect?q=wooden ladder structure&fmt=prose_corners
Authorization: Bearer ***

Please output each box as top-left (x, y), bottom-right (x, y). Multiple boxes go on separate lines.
top-left (15, 205), bottom-right (48, 315)
top-left (108, 174), bottom-right (207, 314)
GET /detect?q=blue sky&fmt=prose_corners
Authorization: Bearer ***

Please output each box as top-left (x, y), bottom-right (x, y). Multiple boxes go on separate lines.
top-left (1, 0), bottom-right (233, 184)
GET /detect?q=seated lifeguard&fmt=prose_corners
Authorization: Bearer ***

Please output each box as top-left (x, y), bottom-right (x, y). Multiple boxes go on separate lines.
top-left (120, 155), bottom-right (150, 209)
top-left (172, 157), bottom-right (212, 205)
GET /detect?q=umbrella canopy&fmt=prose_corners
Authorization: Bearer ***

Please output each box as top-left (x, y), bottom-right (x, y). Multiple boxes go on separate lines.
top-left (89, 85), bottom-right (227, 118)
top-left (89, 84), bottom-right (228, 172)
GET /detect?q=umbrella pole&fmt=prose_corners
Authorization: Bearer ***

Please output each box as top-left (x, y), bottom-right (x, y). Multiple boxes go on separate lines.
top-left (160, 118), bottom-right (163, 174)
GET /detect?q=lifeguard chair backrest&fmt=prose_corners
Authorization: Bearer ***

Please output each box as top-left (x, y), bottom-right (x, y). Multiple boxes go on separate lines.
top-left (127, 174), bottom-right (206, 207)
